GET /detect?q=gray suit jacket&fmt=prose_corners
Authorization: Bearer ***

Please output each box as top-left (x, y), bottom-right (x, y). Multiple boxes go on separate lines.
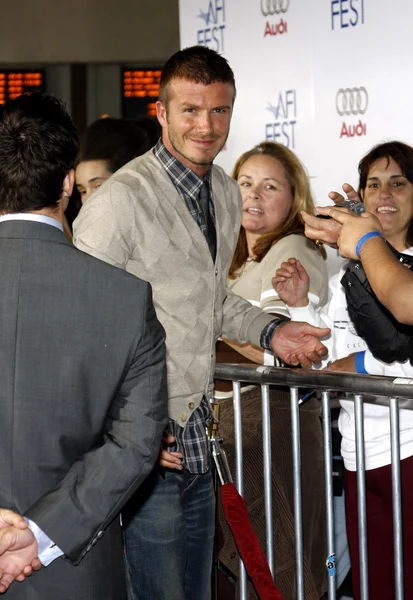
top-left (0, 220), bottom-right (168, 599)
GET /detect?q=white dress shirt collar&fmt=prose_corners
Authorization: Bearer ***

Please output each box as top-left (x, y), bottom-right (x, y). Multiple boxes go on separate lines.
top-left (0, 213), bottom-right (63, 232)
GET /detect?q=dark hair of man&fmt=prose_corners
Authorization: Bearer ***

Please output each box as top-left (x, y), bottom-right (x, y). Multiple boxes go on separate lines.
top-left (0, 93), bottom-right (78, 213)
top-left (77, 118), bottom-right (151, 173)
top-left (159, 45), bottom-right (236, 106)
top-left (358, 140), bottom-right (413, 247)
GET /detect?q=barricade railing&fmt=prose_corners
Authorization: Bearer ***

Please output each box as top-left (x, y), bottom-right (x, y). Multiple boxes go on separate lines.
top-left (213, 363), bottom-right (413, 600)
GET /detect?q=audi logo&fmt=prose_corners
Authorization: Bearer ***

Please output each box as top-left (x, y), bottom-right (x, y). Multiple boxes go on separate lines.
top-left (336, 87), bottom-right (368, 116)
top-left (261, 0), bottom-right (289, 16)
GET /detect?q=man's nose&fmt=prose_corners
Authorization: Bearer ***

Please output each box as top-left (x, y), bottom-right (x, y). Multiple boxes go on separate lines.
top-left (198, 112), bottom-right (213, 134)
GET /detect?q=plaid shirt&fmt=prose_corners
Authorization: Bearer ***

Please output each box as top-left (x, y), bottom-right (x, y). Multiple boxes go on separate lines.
top-left (154, 139), bottom-right (280, 473)
top-left (154, 139), bottom-right (215, 238)
top-left (260, 319), bottom-right (284, 350)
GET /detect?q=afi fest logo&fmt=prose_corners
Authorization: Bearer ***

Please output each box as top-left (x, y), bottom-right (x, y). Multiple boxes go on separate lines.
top-left (261, 0), bottom-right (289, 38)
top-left (265, 90), bottom-right (297, 148)
top-left (197, 0), bottom-right (226, 53)
top-left (331, 0), bottom-right (364, 29)
top-left (336, 87), bottom-right (368, 138)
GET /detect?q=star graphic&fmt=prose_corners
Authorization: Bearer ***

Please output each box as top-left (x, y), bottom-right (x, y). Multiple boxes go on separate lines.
top-left (197, 9), bottom-right (210, 25)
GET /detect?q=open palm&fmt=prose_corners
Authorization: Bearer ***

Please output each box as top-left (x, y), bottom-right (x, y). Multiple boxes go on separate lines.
top-left (271, 321), bottom-right (330, 368)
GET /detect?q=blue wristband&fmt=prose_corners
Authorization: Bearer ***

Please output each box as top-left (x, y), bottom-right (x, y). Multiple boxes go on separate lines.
top-left (355, 351), bottom-right (368, 374)
top-left (355, 231), bottom-right (383, 259)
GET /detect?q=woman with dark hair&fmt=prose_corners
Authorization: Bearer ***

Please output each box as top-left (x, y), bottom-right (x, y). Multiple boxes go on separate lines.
top-left (275, 140), bottom-right (413, 600)
top-left (75, 117), bottom-right (150, 204)
top-left (135, 115), bottom-right (162, 148)
top-left (216, 141), bottom-right (328, 600)
top-left (357, 141), bottom-right (413, 247)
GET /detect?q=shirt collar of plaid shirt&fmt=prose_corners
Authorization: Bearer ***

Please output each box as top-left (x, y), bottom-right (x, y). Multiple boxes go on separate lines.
top-left (154, 139), bottom-right (212, 200)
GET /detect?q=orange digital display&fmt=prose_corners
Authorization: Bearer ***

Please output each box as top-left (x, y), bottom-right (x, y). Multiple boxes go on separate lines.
top-left (0, 70), bottom-right (44, 105)
top-left (122, 68), bottom-right (161, 118)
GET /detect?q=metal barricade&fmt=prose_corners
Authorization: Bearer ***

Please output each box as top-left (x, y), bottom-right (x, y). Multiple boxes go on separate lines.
top-left (214, 363), bottom-right (413, 600)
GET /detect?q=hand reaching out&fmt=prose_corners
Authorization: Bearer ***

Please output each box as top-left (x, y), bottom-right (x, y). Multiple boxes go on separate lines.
top-left (273, 258), bottom-right (310, 307)
top-left (302, 182), bottom-right (360, 249)
top-left (271, 321), bottom-right (330, 368)
top-left (315, 208), bottom-right (384, 260)
top-left (301, 211), bottom-right (342, 249)
top-left (328, 182), bottom-right (361, 205)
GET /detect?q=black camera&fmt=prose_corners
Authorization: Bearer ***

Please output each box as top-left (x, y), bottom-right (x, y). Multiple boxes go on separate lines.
top-left (317, 198), bottom-right (365, 219)
top-left (334, 199), bottom-right (365, 215)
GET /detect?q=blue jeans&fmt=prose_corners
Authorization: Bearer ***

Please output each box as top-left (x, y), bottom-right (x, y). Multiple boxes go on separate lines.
top-left (123, 466), bottom-right (215, 600)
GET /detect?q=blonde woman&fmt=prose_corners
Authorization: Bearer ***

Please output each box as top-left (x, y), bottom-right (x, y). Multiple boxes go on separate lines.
top-left (216, 142), bottom-right (328, 600)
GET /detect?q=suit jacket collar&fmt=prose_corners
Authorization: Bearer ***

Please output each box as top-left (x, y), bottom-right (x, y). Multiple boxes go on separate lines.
top-left (0, 219), bottom-right (71, 246)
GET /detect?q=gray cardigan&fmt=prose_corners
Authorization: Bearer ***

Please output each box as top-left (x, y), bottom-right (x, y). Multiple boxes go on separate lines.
top-left (74, 150), bottom-right (273, 425)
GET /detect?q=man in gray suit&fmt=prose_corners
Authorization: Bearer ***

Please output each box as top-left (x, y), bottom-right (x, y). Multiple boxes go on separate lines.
top-left (0, 93), bottom-right (168, 598)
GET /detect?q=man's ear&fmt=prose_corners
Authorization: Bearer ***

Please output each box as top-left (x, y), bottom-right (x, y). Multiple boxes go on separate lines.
top-left (64, 170), bottom-right (75, 196)
top-left (61, 170), bottom-right (75, 211)
top-left (156, 101), bottom-right (167, 128)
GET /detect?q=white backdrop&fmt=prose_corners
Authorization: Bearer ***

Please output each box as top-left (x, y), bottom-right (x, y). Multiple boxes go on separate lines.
top-left (179, 0), bottom-right (413, 270)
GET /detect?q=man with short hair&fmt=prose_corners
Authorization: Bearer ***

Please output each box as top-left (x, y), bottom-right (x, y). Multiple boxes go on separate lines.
top-left (0, 92), bottom-right (168, 599)
top-left (74, 46), bottom-right (329, 600)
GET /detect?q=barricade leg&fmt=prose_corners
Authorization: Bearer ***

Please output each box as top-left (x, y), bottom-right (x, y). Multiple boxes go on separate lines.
top-left (233, 381), bottom-right (247, 600)
top-left (321, 391), bottom-right (336, 599)
top-left (354, 394), bottom-right (369, 600)
top-left (290, 387), bottom-right (304, 600)
top-left (261, 384), bottom-right (274, 577)
top-left (390, 397), bottom-right (404, 600)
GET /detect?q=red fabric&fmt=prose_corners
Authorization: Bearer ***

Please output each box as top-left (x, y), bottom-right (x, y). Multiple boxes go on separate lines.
top-left (221, 482), bottom-right (284, 600)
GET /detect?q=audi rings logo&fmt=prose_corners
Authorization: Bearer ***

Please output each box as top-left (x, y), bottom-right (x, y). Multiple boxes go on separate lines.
top-left (336, 87), bottom-right (368, 116)
top-left (261, 0), bottom-right (289, 16)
